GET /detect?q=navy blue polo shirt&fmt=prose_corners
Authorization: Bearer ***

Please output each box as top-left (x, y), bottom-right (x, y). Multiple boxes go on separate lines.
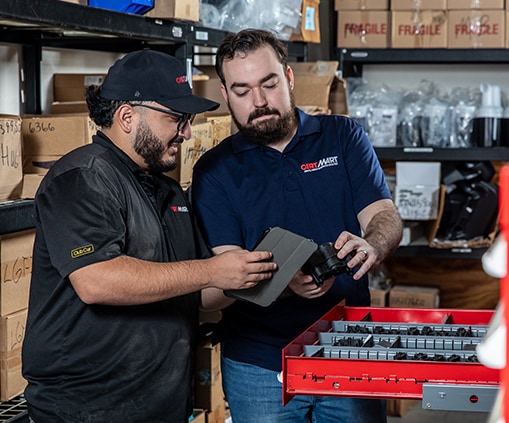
top-left (23, 132), bottom-right (210, 422)
top-left (192, 109), bottom-right (391, 371)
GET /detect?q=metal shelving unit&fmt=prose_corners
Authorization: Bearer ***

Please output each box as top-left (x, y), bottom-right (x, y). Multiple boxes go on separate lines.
top-left (0, 0), bottom-right (308, 239)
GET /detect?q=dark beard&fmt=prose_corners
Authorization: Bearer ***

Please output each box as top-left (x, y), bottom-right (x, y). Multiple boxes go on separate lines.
top-left (230, 97), bottom-right (298, 147)
top-left (133, 122), bottom-right (179, 174)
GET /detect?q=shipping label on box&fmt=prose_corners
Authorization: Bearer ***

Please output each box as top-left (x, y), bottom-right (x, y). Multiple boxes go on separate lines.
top-left (389, 285), bottom-right (440, 308)
top-left (391, 0), bottom-right (447, 9)
top-left (395, 162), bottom-right (440, 220)
top-left (448, 0), bottom-right (504, 9)
top-left (0, 309), bottom-right (28, 401)
top-left (334, 0), bottom-right (388, 10)
top-left (391, 11), bottom-right (448, 48)
top-left (291, 0), bottom-right (321, 43)
top-left (337, 11), bottom-right (390, 48)
top-left (0, 115), bottom-right (22, 201)
top-left (206, 114), bottom-right (232, 148)
top-left (448, 10), bottom-right (505, 49)
top-left (0, 231), bottom-right (34, 316)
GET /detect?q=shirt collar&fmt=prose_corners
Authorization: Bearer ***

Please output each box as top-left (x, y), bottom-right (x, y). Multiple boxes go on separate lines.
top-left (93, 130), bottom-right (144, 175)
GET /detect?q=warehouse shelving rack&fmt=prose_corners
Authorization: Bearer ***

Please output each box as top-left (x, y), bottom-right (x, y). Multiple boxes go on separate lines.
top-left (0, 0), bottom-right (308, 239)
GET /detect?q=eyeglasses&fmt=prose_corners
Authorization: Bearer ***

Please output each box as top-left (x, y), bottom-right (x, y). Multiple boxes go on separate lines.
top-left (131, 103), bottom-right (195, 132)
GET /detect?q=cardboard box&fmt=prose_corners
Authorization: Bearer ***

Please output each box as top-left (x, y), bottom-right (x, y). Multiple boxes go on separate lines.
top-left (337, 11), bottom-right (390, 48)
top-left (291, 61), bottom-right (339, 111)
top-left (53, 73), bottom-right (105, 102)
top-left (448, 0), bottom-right (504, 8)
top-left (192, 69), bottom-right (228, 115)
top-left (399, 221), bottom-right (424, 246)
top-left (329, 76), bottom-right (349, 116)
top-left (0, 230), bottom-right (34, 316)
top-left (0, 115), bottom-right (23, 201)
top-left (20, 174), bottom-right (45, 200)
top-left (291, 0), bottom-right (321, 43)
top-left (389, 285), bottom-right (440, 308)
top-left (22, 114), bottom-right (97, 174)
top-left (369, 286), bottom-right (390, 307)
top-left (165, 120), bottom-right (215, 189)
top-left (448, 10), bottom-right (505, 49)
top-left (391, 11), bottom-right (448, 48)
top-left (206, 401), bottom-right (226, 423)
top-left (395, 161), bottom-right (441, 220)
top-left (190, 409), bottom-right (206, 423)
top-left (206, 114), bottom-right (232, 148)
top-left (335, 0), bottom-right (388, 10)
top-left (0, 309), bottom-right (28, 401)
top-left (145, 0), bottom-right (199, 22)
top-left (51, 101), bottom-right (89, 114)
top-left (391, 0), bottom-right (446, 9)
top-left (195, 337), bottom-right (220, 388)
top-left (387, 399), bottom-right (419, 417)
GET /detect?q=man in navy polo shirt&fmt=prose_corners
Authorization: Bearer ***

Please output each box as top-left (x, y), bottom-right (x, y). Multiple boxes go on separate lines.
top-left (22, 49), bottom-right (276, 423)
top-left (192, 30), bottom-right (403, 422)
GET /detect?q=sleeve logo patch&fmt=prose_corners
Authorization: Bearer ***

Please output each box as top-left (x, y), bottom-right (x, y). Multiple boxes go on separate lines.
top-left (71, 244), bottom-right (95, 259)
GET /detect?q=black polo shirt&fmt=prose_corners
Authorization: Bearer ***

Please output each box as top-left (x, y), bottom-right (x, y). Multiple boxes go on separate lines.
top-left (22, 132), bottom-right (210, 423)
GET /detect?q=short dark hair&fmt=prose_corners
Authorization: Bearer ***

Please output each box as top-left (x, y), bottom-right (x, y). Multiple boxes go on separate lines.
top-left (215, 29), bottom-right (289, 85)
top-left (85, 85), bottom-right (127, 128)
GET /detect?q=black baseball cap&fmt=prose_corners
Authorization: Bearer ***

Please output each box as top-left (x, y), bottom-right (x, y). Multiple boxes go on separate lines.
top-left (101, 48), bottom-right (219, 114)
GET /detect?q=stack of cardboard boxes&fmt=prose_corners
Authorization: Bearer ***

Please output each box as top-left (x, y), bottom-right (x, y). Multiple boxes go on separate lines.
top-left (0, 229), bottom-right (34, 401)
top-left (336, 0), bottom-right (507, 49)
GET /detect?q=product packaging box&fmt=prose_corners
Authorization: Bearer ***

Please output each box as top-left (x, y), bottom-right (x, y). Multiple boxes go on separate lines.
top-left (337, 11), bottom-right (390, 48)
top-left (20, 174), bottom-right (45, 200)
top-left (395, 162), bottom-right (441, 220)
top-left (399, 221), bottom-right (424, 246)
top-left (448, 0), bottom-right (504, 8)
top-left (448, 10), bottom-right (505, 49)
top-left (334, 0), bottom-right (388, 10)
top-left (192, 69), bottom-right (228, 115)
top-left (88, 0), bottom-right (154, 15)
top-left (53, 73), bottom-right (105, 102)
top-left (0, 308), bottom-right (28, 401)
top-left (290, 61), bottom-right (339, 112)
top-left (145, 0), bottom-right (199, 22)
top-left (21, 114), bottom-right (97, 175)
top-left (194, 337), bottom-right (224, 411)
top-left (387, 399), bottom-right (420, 417)
top-left (190, 409), bottom-right (206, 423)
top-left (391, 11), bottom-right (448, 48)
top-left (291, 0), bottom-right (321, 43)
top-left (0, 115), bottom-right (23, 202)
top-left (389, 285), bottom-right (440, 308)
top-left (369, 286), bottom-right (390, 307)
top-left (0, 230), bottom-right (34, 317)
top-left (391, 0), bottom-right (447, 9)
top-left (165, 119), bottom-right (212, 189)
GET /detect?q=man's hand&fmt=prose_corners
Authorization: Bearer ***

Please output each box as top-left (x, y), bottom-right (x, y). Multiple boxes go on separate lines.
top-left (208, 249), bottom-right (276, 291)
top-left (286, 270), bottom-right (335, 299)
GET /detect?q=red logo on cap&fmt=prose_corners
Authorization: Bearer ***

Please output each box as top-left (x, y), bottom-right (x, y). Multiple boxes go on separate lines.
top-left (175, 76), bottom-right (187, 84)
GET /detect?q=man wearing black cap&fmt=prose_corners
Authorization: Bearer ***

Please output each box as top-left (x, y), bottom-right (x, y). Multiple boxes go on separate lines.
top-left (21, 49), bottom-right (276, 423)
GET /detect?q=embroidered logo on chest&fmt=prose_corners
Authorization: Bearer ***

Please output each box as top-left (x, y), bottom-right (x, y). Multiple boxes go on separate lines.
top-left (300, 156), bottom-right (339, 173)
top-left (170, 206), bottom-right (189, 213)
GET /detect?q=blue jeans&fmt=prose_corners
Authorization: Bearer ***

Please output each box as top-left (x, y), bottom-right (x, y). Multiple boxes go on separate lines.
top-left (222, 356), bottom-right (387, 423)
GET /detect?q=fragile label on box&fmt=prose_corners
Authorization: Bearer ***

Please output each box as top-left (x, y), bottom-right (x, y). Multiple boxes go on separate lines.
top-left (448, 10), bottom-right (505, 49)
top-left (337, 11), bottom-right (389, 48)
top-left (391, 11), bottom-right (448, 48)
